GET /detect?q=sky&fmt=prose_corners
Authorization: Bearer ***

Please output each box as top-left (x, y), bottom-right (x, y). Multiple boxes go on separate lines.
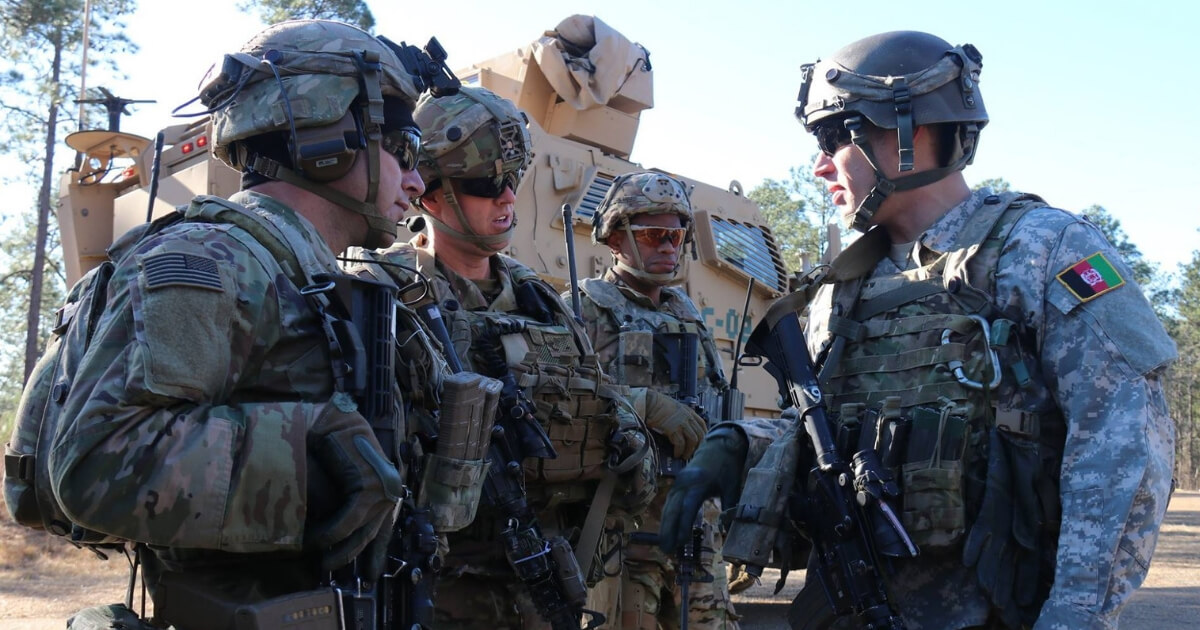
top-left (72, 0), bottom-right (1200, 277)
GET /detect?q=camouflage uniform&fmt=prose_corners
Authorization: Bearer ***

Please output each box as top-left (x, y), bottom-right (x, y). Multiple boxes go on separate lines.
top-left (755, 188), bottom-right (1175, 630)
top-left (573, 270), bottom-right (739, 630)
top-left (49, 192), bottom-right (391, 627)
top-left (374, 239), bottom-right (656, 629)
top-left (45, 19), bottom-right (434, 629)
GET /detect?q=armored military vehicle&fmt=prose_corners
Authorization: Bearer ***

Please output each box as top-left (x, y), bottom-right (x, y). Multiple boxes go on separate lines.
top-left (55, 15), bottom-right (790, 418)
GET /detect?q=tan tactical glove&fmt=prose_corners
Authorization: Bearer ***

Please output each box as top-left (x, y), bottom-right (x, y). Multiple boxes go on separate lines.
top-left (306, 394), bottom-right (404, 577)
top-left (632, 388), bottom-right (706, 460)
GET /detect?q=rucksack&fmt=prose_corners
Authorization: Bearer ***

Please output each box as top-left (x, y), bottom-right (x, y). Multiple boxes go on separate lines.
top-left (3, 210), bottom-right (184, 545)
top-left (3, 196), bottom-right (312, 546)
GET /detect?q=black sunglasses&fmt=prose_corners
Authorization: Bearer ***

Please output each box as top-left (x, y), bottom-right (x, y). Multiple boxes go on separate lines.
top-left (454, 171), bottom-right (521, 199)
top-left (813, 119), bottom-right (854, 157)
top-left (381, 127), bottom-right (421, 171)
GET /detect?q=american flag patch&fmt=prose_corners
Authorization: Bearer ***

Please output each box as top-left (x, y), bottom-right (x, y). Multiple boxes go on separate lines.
top-left (142, 253), bottom-right (223, 291)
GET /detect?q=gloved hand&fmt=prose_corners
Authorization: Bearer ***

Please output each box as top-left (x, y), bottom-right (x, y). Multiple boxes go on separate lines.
top-left (659, 426), bottom-right (747, 554)
top-left (636, 388), bottom-right (707, 460)
top-left (962, 427), bottom-right (1043, 628)
top-left (306, 397), bottom-right (405, 577)
top-left (610, 428), bottom-right (658, 514)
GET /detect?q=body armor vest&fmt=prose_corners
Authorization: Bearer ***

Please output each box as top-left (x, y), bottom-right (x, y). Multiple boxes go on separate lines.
top-left (578, 277), bottom-right (727, 419)
top-left (402, 248), bottom-right (625, 489)
top-left (811, 193), bottom-right (1066, 549)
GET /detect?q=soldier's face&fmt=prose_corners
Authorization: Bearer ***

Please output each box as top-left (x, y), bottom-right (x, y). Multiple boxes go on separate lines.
top-left (609, 213), bottom-right (684, 279)
top-left (813, 133), bottom-right (880, 229)
top-left (422, 179), bottom-right (517, 244)
top-left (330, 147), bottom-right (424, 248)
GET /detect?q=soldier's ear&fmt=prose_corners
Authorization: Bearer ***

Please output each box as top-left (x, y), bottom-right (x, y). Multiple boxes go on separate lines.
top-left (419, 189), bottom-right (445, 219)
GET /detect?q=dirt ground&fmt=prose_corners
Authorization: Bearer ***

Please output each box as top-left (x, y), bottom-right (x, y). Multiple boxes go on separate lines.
top-left (1, 492), bottom-right (1197, 629)
top-left (731, 490), bottom-right (1200, 629)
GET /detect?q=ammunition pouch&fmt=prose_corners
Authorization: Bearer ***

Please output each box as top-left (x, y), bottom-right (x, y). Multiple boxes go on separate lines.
top-left (900, 403), bottom-right (971, 550)
top-left (418, 454), bottom-right (491, 533)
top-left (723, 420), bottom-right (803, 571)
top-left (514, 363), bottom-right (620, 484)
top-left (419, 372), bottom-right (501, 532)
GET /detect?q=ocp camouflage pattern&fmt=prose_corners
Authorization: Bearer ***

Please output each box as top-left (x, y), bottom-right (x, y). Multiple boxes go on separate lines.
top-left (574, 270), bottom-right (739, 629)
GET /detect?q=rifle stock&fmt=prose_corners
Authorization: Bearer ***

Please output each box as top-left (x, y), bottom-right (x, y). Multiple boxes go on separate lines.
top-left (741, 291), bottom-right (916, 629)
top-left (323, 273), bottom-right (438, 630)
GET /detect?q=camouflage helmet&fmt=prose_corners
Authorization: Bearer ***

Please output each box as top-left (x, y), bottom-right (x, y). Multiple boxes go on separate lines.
top-left (414, 86), bottom-right (532, 185)
top-left (203, 19), bottom-right (422, 167)
top-left (592, 171), bottom-right (693, 245)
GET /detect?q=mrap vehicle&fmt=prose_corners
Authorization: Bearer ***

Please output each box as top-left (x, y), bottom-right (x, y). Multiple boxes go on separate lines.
top-left (55, 15), bottom-right (790, 419)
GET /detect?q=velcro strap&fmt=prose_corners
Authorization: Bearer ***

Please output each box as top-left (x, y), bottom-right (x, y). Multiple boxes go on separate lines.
top-left (826, 315), bottom-right (865, 342)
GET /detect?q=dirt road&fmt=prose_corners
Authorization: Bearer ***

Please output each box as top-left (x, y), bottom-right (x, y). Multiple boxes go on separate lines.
top-left (2, 492), bottom-right (1197, 629)
top-left (732, 490), bottom-right (1200, 629)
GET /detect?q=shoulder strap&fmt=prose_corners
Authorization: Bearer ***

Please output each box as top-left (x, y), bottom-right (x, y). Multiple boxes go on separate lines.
top-left (578, 276), bottom-right (633, 329)
top-left (945, 192), bottom-right (1046, 314)
top-left (184, 195), bottom-right (312, 289)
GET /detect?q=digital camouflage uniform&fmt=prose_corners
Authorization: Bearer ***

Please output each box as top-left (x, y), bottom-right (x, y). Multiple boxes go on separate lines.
top-left (49, 191), bottom-right (391, 628)
top-left (831, 189), bottom-right (1172, 630)
top-left (374, 240), bottom-right (656, 629)
top-left (725, 188), bottom-right (1175, 630)
top-left (573, 271), bottom-right (739, 630)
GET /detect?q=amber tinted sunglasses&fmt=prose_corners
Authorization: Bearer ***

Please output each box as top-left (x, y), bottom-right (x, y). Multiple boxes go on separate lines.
top-left (629, 226), bottom-right (687, 248)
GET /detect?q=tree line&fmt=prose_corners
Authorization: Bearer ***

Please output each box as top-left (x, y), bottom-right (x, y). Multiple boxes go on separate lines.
top-left (1, 0), bottom-right (1197, 491)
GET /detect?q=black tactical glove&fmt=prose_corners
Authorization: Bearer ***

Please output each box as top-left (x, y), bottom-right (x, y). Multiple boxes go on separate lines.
top-left (659, 426), bottom-right (747, 554)
top-left (637, 388), bottom-right (707, 460)
top-left (962, 427), bottom-right (1043, 628)
top-left (306, 399), bottom-right (405, 577)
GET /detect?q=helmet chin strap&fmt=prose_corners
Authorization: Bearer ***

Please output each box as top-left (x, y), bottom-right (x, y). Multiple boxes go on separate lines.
top-left (418, 183), bottom-right (516, 254)
top-left (245, 147), bottom-right (397, 250)
top-left (613, 221), bottom-right (688, 286)
top-left (845, 117), bottom-right (978, 233)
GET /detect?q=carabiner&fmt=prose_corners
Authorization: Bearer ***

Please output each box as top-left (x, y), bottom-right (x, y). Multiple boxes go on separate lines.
top-left (941, 314), bottom-right (1001, 391)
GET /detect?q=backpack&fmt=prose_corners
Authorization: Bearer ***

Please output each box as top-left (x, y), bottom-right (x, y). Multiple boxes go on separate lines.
top-left (3, 197), bottom-right (312, 546)
top-left (3, 210), bottom-right (184, 544)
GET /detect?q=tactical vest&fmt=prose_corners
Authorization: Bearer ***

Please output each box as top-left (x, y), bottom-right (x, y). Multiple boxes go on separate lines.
top-left (813, 193), bottom-right (1065, 550)
top-left (402, 249), bottom-right (625, 489)
top-left (577, 277), bottom-right (727, 418)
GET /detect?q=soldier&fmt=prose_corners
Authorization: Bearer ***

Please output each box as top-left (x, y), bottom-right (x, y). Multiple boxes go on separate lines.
top-left (662, 30), bottom-right (1177, 630)
top-left (48, 20), bottom-right (427, 629)
top-left (570, 171), bottom-right (739, 630)
top-left (371, 86), bottom-right (658, 629)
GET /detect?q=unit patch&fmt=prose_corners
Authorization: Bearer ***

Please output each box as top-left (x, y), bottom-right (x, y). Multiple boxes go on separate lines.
top-left (142, 252), bottom-right (223, 291)
top-left (1056, 252), bottom-right (1124, 302)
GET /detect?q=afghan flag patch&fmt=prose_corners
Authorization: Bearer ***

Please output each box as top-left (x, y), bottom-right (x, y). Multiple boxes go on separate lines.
top-left (1056, 252), bottom-right (1124, 302)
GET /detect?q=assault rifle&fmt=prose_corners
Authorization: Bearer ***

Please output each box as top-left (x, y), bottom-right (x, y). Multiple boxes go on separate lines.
top-left (309, 272), bottom-right (439, 630)
top-left (652, 331), bottom-right (713, 630)
top-left (741, 291), bottom-right (918, 630)
top-left (654, 331), bottom-right (703, 476)
top-left (415, 304), bottom-right (603, 630)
